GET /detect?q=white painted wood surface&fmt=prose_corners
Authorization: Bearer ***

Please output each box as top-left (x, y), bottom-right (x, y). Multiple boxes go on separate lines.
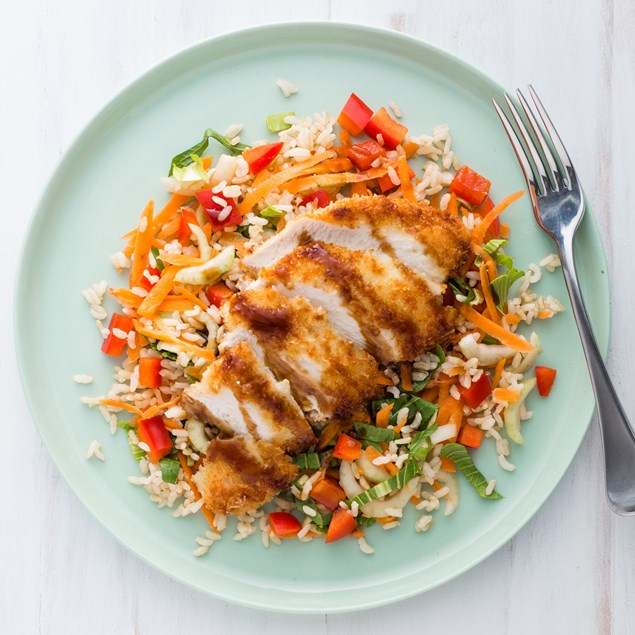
top-left (2, 1), bottom-right (634, 633)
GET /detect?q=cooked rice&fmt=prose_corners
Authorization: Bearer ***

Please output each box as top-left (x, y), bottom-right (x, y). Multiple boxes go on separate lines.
top-left (276, 78), bottom-right (298, 97)
top-left (85, 440), bottom-right (105, 461)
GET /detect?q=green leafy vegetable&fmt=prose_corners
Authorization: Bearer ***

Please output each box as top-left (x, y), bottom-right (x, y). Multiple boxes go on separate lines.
top-left (169, 131), bottom-right (214, 176)
top-left (357, 515), bottom-right (377, 527)
top-left (259, 205), bottom-right (284, 226)
top-left (235, 224), bottom-right (251, 237)
top-left (295, 452), bottom-right (321, 470)
top-left (266, 112), bottom-right (294, 133)
top-left (171, 154), bottom-right (208, 182)
top-left (294, 498), bottom-right (331, 530)
top-left (370, 394), bottom-right (438, 428)
top-left (159, 457), bottom-right (181, 484)
top-left (148, 341), bottom-right (177, 361)
top-left (151, 246), bottom-right (164, 272)
top-left (408, 424), bottom-right (438, 461)
top-left (440, 443), bottom-right (502, 499)
top-left (208, 129), bottom-right (250, 156)
top-left (448, 277), bottom-right (476, 304)
top-left (353, 421), bottom-right (399, 443)
top-left (350, 460), bottom-right (420, 507)
top-left (483, 238), bottom-right (509, 256)
top-left (491, 267), bottom-right (525, 311)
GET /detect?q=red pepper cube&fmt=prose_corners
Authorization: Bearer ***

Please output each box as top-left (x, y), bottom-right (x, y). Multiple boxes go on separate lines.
top-left (346, 140), bottom-right (386, 171)
top-left (137, 416), bottom-right (173, 463)
top-left (195, 190), bottom-right (242, 230)
top-left (535, 366), bottom-right (557, 397)
top-left (337, 93), bottom-right (373, 136)
top-left (269, 512), bottom-right (302, 538)
top-left (364, 107), bottom-right (408, 150)
top-left (325, 509), bottom-right (358, 544)
top-left (178, 207), bottom-right (199, 244)
top-left (300, 189), bottom-right (331, 209)
top-left (332, 433), bottom-right (362, 461)
top-left (242, 141), bottom-right (283, 174)
top-left (101, 313), bottom-right (134, 357)
top-left (458, 372), bottom-right (493, 409)
top-left (450, 166), bottom-right (492, 206)
top-left (205, 283), bottom-right (234, 308)
top-left (138, 357), bottom-right (163, 389)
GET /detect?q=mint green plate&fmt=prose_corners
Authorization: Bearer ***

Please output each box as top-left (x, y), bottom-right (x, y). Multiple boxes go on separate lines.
top-left (15, 23), bottom-right (609, 613)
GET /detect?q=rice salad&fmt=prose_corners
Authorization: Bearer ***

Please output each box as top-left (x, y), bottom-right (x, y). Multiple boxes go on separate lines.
top-left (79, 87), bottom-right (563, 555)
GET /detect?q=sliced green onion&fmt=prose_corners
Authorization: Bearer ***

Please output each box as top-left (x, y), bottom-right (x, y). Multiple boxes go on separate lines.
top-left (350, 460), bottom-right (420, 507)
top-left (440, 443), bottom-right (502, 499)
top-left (159, 457), bottom-right (181, 484)
top-left (353, 421), bottom-right (398, 443)
top-left (295, 452), bottom-right (321, 470)
top-left (266, 112), bottom-right (294, 133)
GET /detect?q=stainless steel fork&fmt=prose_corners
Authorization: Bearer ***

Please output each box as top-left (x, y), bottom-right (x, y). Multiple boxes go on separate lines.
top-left (493, 86), bottom-right (635, 515)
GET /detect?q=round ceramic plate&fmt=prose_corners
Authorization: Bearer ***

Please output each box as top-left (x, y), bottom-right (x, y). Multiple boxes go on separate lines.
top-left (16, 23), bottom-right (609, 613)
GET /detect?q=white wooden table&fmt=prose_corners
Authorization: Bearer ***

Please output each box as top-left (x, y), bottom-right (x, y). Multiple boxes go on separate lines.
top-left (2, 1), bottom-right (634, 633)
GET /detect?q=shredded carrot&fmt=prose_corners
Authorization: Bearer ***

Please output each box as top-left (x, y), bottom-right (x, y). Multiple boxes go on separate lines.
top-left (350, 528), bottom-right (365, 538)
top-left (447, 192), bottom-right (458, 217)
top-left (505, 313), bottom-right (521, 326)
top-left (400, 362), bottom-right (413, 392)
top-left (457, 304), bottom-right (534, 353)
top-left (499, 222), bottom-right (510, 238)
top-left (159, 253), bottom-right (205, 267)
top-left (375, 373), bottom-right (393, 386)
top-left (440, 456), bottom-right (456, 473)
top-left (375, 403), bottom-right (394, 428)
top-left (350, 181), bottom-right (368, 197)
top-left (492, 358), bottom-right (506, 388)
top-left (156, 214), bottom-right (182, 240)
top-left (172, 285), bottom-right (209, 311)
top-left (537, 309), bottom-right (554, 319)
top-left (479, 263), bottom-right (500, 325)
top-left (493, 388), bottom-right (521, 403)
top-left (110, 288), bottom-right (142, 309)
top-left (133, 320), bottom-right (217, 361)
top-left (446, 366), bottom-right (463, 377)
top-left (177, 452), bottom-right (216, 531)
top-left (410, 495), bottom-right (422, 506)
top-left (98, 399), bottom-right (143, 416)
top-left (317, 420), bottom-right (342, 450)
top-left (157, 296), bottom-right (195, 312)
top-left (339, 129), bottom-right (352, 147)
top-left (472, 243), bottom-right (498, 281)
top-left (142, 397), bottom-right (180, 420)
top-left (129, 200), bottom-right (155, 287)
top-left (283, 167), bottom-right (387, 195)
top-left (303, 157), bottom-right (353, 175)
top-left (364, 446), bottom-right (384, 463)
top-left (202, 222), bottom-right (212, 242)
top-left (162, 417), bottom-right (184, 430)
top-left (437, 394), bottom-right (462, 428)
top-left (396, 155), bottom-right (416, 203)
top-left (137, 266), bottom-right (178, 319)
top-left (239, 150), bottom-right (335, 214)
top-left (151, 193), bottom-right (190, 233)
top-left (420, 385), bottom-right (439, 403)
top-left (471, 190), bottom-right (524, 246)
top-left (402, 140), bottom-right (419, 158)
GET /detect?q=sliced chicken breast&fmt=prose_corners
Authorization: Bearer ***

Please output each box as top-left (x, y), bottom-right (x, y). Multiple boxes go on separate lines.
top-left (258, 241), bottom-right (457, 362)
top-left (193, 436), bottom-right (298, 515)
top-left (243, 196), bottom-right (471, 294)
top-left (182, 340), bottom-right (315, 454)
top-left (221, 287), bottom-right (382, 420)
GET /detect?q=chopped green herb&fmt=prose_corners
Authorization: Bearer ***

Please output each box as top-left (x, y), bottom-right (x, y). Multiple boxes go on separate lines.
top-left (353, 421), bottom-right (399, 443)
top-left (295, 452), bottom-right (321, 470)
top-left (266, 112), bottom-right (294, 133)
top-left (491, 267), bottom-right (525, 311)
top-left (117, 420), bottom-right (133, 433)
top-left (159, 457), bottom-right (181, 484)
top-left (151, 246), bottom-right (164, 272)
top-left (350, 460), bottom-right (420, 507)
top-left (440, 443), bottom-right (502, 499)
top-left (448, 277), bottom-right (476, 304)
top-left (357, 515), bottom-right (377, 527)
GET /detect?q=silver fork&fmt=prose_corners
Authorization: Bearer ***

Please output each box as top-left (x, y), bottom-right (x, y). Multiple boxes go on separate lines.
top-left (493, 86), bottom-right (635, 515)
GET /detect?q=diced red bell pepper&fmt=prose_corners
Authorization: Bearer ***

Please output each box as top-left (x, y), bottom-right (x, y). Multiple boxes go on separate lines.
top-left (346, 140), bottom-right (386, 170)
top-left (139, 264), bottom-right (161, 292)
top-left (195, 190), bottom-right (242, 230)
top-left (269, 512), bottom-right (302, 538)
top-left (376, 162), bottom-right (415, 193)
top-left (138, 357), bottom-right (163, 389)
top-left (242, 141), bottom-right (283, 174)
top-left (332, 433), bottom-right (362, 461)
top-left (459, 373), bottom-right (493, 409)
top-left (310, 478), bottom-right (346, 511)
top-left (137, 416), bottom-right (172, 463)
top-left (178, 207), bottom-right (199, 244)
top-left (450, 165), bottom-right (492, 206)
top-left (205, 283), bottom-right (234, 308)
top-left (337, 93), bottom-right (373, 136)
top-left (364, 107), bottom-right (408, 150)
top-left (475, 196), bottom-right (500, 237)
top-left (325, 509), bottom-right (358, 544)
top-left (457, 423), bottom-right (483, 449)
top-left (301, 189), bottom-right (331, 209)
top-left (535, 366), bottom-right (557, 397)
top-left (101, 313), bottom-right (134, 357)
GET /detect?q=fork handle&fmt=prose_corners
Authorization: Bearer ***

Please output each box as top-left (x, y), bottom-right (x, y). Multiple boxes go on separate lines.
top-left (558, 235), bottom-right (635, 514)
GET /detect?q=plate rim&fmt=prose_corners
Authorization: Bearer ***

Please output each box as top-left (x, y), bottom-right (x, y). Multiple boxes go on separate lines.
top-left (15, 20), bottom-right (610, 613)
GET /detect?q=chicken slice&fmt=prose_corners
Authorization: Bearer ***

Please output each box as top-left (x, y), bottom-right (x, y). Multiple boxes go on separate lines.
top-left (243, 196), bottom-right (471, 293)
top-left (221, 287), bottom-right (382, 421)
top-left (193, 436), bottom-right (298, 515)
top-left (181, 340), bottom-right (315, 454)
top-left (258, 241), bottom-right (457, 362)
